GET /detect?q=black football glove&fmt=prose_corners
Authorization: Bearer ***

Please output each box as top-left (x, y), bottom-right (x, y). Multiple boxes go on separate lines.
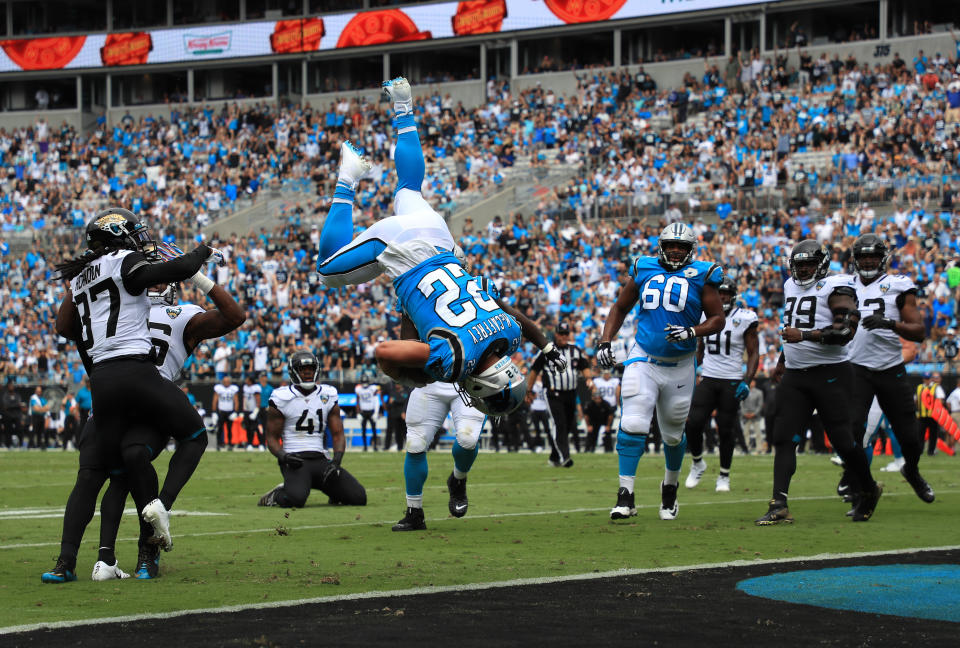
top-left (819, 325), bottom-right (851, 345)
top-left (278, 452), bottom-right (303, 470)
top-left (542, 342), bottom-right (567, 372)
top-left (595, 341), bottom-right (615, 369)
top-left (320, 460), bottom-right (340, 485)
top-left (861, 314), bottom-right (896, 331)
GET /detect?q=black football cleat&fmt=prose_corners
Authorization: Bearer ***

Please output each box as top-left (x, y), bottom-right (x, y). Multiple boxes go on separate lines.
top-left (446, 473), bottom-right (468, 518)
top-left (900, 465), bottom-right (935, 503)
top-left (610, 487), bottom-right (637, 520)
top-left (391, 507), bottom-right (426, 532)
top-left (836, 474), bottom-right (855, 503)
top-left (755, 500), bottom-right (794, 526)
top-left (851, 482), bottom-right (883, 522)
top-left (135, 544), bottom-right (160, 580)
top-left (41, 558), bottom-right (77, 584)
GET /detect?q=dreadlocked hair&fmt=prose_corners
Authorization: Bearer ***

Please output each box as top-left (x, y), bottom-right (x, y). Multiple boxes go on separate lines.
top-left (55, 243), bottom-right (126, 282)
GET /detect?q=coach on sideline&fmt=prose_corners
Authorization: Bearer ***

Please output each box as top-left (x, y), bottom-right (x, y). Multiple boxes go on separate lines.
top-left (528, 321), bottom-right (592, 467)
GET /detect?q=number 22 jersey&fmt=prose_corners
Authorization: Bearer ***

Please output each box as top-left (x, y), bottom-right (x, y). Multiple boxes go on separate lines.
top-left (630, 256), bottom-right (723, 359)
top-left (392, 252), bottom-right (522, 383)
top-left (269, 384), bottom-right (339, 455)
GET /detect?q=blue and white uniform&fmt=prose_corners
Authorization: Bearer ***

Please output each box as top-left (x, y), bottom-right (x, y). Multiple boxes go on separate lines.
top-left (315, 110), bottom-right (521, 384)
top-left (620, 256), bottom-right (723, 444)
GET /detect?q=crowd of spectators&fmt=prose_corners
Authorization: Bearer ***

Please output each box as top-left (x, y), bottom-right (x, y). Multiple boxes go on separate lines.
top-left (3, 39), bottom-right (960, 404)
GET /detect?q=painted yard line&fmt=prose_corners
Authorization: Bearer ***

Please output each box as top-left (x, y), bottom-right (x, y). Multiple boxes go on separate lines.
top-left (1, 489), bottom-right (956, 551)
top-left (2, 543), bottom-right (959, 636)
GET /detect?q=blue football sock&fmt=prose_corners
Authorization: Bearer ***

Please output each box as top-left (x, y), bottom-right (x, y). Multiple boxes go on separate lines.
top-left (452, 440), bottom-right (479, 477)
top-left (403, 451), bottom-right (428, 497)
top-left (393, 113), bottom-right (424, 193)
top-left (663, 434), bottom-right (688, 472)
top-left (318, 189), bottom-right (355, 262)
top-left (616, 430), bottom-right (646, 477)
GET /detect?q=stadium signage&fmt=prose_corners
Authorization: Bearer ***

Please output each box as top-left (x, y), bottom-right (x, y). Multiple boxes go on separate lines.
top-left (0, 0), bottom-right (779, 73)
top-left (184, 32), bottom-right (232, 56)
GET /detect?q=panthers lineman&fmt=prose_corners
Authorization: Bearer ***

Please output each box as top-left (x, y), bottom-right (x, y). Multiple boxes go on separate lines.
top-left (315, 76), bottom-right (563, 417)
top-left (684, 277), bottom-right (759, 492)
top-left (45, 209), bottom-right (223, 583)
top-left (756, 240), bottom-right (881, 525)
top-left (393, 276), bottom-right (562, 531)
top-left (259, 351), bottom-right (366, 508)
top-left (47, 254), bottom-right (244, 582)
top-left (598, 223), bottom-right (725, 521)
top-left (844, 234), bottom-right (934, 504)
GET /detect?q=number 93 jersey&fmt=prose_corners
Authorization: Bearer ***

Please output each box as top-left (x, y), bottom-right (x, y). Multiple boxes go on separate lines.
top-left (701, 307), bottom-right (758, 380)
top-left (781, 274), bottom-right (857, 369)
top-left (630, 256), bottom-right (723, 359)
top-left (268, 384), bottom-right (339, 455)
top-left (849, 273), bottom-right (916, 370)
top-left (392, 252), bottom-right (522, 383)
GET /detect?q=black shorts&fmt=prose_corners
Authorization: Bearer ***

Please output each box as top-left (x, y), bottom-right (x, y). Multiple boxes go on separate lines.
top-left (90, 357), bottom-right (205, 468)
top-left (773, 362), bottom-right (854, 449)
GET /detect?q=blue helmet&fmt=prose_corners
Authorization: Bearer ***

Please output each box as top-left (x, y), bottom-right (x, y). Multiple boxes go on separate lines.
top-left (459, 356), bottom-right (526, 416)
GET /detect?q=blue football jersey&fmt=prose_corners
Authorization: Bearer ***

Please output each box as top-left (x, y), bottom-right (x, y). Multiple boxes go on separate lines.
top-left (630, 256), bottom-right (724, 358)
top-left (392, 252), bottom-right (522, 382)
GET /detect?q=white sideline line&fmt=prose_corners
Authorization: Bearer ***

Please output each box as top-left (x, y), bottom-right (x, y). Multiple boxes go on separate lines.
top-left (0, 508), bottom-right (228, 521)
top-left (3, 544), bottom-right (959, 636)
top-left (1, 489), bottom-right (955, 550)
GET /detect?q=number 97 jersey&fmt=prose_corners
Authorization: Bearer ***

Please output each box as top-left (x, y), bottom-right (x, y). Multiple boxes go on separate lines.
top-left (630, 256), bottom-right (724, 359)
top-left (268, 384), bottom-right (339, 455)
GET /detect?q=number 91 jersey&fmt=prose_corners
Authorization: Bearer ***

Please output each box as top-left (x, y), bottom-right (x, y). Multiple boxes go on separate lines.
top-left (781, 274), bottom-right (857, 369)
top-left (630, 256), bottom-right (723, 359)
top-left (701, 307), bottom-right (758, 380)
top-left (268, 384), bottom-right (339, 455)
top-left (392, 252), bottom-right (522, 383)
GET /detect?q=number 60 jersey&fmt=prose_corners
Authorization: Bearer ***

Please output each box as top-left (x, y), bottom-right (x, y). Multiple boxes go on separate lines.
top-left (630, 256), bottom-right (724, 359)
top-left (781, 274), bottom-right (857, 369)
top-left (268, 384), bottom-right (339, 455)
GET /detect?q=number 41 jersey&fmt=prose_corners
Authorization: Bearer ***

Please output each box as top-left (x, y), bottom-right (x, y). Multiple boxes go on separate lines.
top-left (630, 256), bottom-right (723, 359)
top-left (781, 274), bottom-right (857, 369)
top-left (269, 384), bottom-right (338, 455)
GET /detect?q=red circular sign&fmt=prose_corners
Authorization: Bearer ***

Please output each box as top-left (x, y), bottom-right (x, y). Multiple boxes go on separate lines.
top-left (337, 9), bottom-right (430, 49)
top-left (543, 0), bottom-right (627, 24)
top-left (1, 35), bottom-right (86, 70)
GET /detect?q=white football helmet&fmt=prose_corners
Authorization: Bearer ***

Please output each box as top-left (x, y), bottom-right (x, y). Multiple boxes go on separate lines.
top-left (458, 356), bottom-right (526, 416)
top-left (657, 223), bottom-right (696, 271)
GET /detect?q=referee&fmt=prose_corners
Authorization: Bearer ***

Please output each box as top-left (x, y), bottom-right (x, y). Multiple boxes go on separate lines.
top-left (528, 321), bottom-right (592, 467)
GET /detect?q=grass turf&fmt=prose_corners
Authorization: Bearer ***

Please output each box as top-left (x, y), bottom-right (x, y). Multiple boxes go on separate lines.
top-left (0, 449), bottom-right (956, 629)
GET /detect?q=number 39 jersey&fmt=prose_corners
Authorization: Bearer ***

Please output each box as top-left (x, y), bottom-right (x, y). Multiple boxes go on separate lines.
top-left (701, 307), bottom-right (758, 380)
top-left (392, 252), bottom-right (522, 383)
top-left (70, 250), bottom-right (152, 363)
top-left (147, 303), bottom-right (205, 381)
top-left (269, 384), bottom-right (339, 455)
top-left (781, 274), bottom-right (857, 369)
top-left (630, 256), bottom-right (723, 359)
top-left (849, 273), bottom-right (916, 370)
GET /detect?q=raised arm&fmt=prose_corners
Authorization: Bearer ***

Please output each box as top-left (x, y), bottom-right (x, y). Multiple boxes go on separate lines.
top-left (183, 284), bottom-right (247, 351)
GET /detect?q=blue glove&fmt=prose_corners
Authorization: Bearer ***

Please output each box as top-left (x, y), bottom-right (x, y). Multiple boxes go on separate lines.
top-left (735, 381), bottom-right (750, 401)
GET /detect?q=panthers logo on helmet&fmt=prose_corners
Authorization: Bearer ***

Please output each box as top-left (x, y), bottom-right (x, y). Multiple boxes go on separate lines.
top-left (165, 306), bottom-right (182, 318)
top-left (94, 212), bottom-right (129, 234)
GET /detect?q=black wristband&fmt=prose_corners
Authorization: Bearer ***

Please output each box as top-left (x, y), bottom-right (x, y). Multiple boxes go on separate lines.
top-left (800, 330), bottom-right (815, 342)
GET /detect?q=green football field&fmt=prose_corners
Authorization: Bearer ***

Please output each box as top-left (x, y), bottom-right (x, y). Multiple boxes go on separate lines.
top-left (1, 449), bottom-right (957, 631)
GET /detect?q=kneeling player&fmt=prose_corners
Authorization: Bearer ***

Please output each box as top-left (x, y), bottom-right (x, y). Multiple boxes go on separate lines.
top-left (259, 352), bottom-right (366, 508)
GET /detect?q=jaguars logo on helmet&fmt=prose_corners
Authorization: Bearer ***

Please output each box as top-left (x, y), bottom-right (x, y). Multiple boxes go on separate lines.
top-left (85, 207), bottom-right (156, 256)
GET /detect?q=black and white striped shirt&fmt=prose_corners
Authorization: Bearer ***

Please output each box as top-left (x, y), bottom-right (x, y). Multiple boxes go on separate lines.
top-left (532, 344), bottom-right (589, 392)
